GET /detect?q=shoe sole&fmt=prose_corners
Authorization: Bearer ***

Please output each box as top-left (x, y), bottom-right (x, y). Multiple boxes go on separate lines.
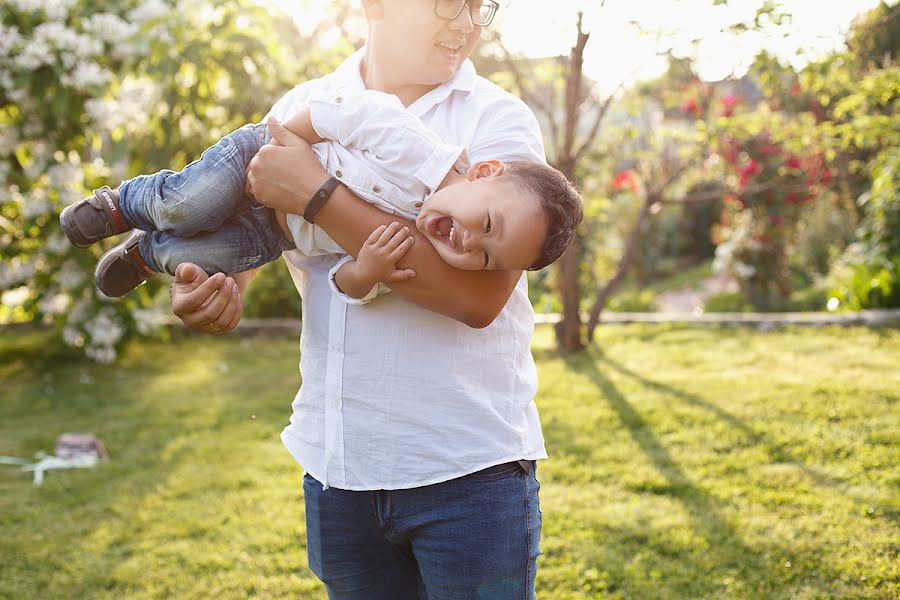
top-left (94, 233), bottom-right (154, 298)
top-left (59, 202), bottom-right (93, 248)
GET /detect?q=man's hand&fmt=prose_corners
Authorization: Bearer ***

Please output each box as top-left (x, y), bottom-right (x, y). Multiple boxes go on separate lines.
top-left (246, 117), bottom-right (329, 215)
top-left (170, 263), bottom-right (243, 334)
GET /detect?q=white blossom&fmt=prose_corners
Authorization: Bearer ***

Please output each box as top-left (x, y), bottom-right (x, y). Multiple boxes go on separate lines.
top-left (133, 308), bottom-right (165, 335)
top-left (84, 309), bottom-right (124, 346)
top-left (15, 38), bottom-right (52, 70)
top-left (58, 260), bottom-right (87, 290)
top-left (130, 0), bottom-right (170, 24)
top-left (60, 61), bottom-right (111, 92)
top-left (46, 161), bottom-right (83, 189)
top-left (0, 257), bottom-right (36, 288)
top-left (0, 25), bottom-right (23, 57)
top-left (62, 325), bottom-right (85, 347)
top-left (1, 286), bottom-right (30, 307)
top-left (45, 232), bottom-right (70, 254)
top-left (734, 261), bottom-right (757, 279)
top-left (39, 291), bottom-right (71, 315)
top-left (83, 13), bottom-right (138, 45)
top-left (86, 77), bottom-right (159, 133)
top-left (66, 298), bottom-right (92, 324)
top-left (85, 344), bottom-right (116, 363)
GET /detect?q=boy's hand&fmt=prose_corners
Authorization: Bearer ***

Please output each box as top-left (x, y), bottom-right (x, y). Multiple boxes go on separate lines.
top-left (356, 222), bottom-right (417, 284)
top-left (332, 222), bottom-right (416, 300)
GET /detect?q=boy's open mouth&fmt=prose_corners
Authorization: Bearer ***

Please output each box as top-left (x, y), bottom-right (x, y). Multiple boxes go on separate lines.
top-left (428, 215), bottom-right (459, 250)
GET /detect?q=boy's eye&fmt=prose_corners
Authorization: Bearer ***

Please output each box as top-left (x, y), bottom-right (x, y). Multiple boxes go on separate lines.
top-left (483, 252), bottom-right (489, 269)
top-left (485, 215), bottom-right (491, 233)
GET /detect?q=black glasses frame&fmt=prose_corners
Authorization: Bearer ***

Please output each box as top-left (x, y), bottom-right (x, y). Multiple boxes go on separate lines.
top-left (433, 0), bottom-right (500, 27)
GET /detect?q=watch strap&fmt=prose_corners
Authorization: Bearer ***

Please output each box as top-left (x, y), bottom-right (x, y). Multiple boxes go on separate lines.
top-left (303, 176), bottom-right (341, 224)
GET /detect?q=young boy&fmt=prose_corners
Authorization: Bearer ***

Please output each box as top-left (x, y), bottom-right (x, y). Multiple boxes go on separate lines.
top-left (61, 89), bottom-right (583, 302)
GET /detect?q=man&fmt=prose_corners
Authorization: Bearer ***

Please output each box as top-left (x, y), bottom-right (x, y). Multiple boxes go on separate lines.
top-left (169, 0), bottom-right (548, 597)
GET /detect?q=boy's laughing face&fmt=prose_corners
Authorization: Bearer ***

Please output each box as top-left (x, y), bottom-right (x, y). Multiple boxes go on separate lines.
top-left (415, 161), bottom-right (547, 271)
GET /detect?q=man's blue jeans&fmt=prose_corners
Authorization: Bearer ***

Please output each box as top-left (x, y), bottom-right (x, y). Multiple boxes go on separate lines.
top-left (117, 123), bottom-right (295, 276)
top-left (302, 461), bottom-right (543, 600)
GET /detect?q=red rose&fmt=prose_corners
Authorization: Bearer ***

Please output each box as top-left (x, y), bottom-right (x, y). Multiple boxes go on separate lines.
top-left (738, 160), bottom-right (761, 189)
top-left (785, 155), bottom-right (802, 170)
top-left (613, 169), bottom-right (638, 192)
top-left (681, 98), bottom-right (699, 116)
top-left (721, 95), bottom-right (740, 117)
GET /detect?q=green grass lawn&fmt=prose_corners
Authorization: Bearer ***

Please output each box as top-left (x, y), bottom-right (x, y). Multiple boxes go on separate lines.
top-left (1, 324), bottom-right (898, 599)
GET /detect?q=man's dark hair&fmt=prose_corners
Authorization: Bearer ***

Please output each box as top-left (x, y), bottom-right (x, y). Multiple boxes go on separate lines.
top-left (505, 161), bottom-right (584, 271)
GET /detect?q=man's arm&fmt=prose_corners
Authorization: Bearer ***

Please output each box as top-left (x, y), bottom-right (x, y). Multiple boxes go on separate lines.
top-left (248, 120), bottom-right (519, 328)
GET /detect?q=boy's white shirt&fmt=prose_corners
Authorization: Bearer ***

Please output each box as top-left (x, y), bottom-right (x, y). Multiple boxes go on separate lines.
top-left (270, 48), bottom-right (548, 491)
top-left (292, 88), bottom-right (470, 304)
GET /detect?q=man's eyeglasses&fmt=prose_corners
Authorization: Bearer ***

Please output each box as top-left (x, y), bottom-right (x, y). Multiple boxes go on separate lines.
top-left (433, 0), bottom-right (499, 27)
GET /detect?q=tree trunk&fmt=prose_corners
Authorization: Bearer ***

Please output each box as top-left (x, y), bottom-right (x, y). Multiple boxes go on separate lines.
top-left (552, 156), bottom-right (585, 351)
top-left (585, 192), bottom-right (657, 341)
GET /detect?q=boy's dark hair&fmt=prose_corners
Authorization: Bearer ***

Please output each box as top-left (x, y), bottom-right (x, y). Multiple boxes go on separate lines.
top-left (505, 161), bottom-right (584, 271)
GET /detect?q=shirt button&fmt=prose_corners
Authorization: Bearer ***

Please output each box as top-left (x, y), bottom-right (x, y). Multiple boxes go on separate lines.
top-left (425, 187), bottom-right (432, 195)
top-left (336, 96), bottom-right (343, 103)
top-left (372, 185), bottom-right (381, 193)
top-left (335, 170), bottom-right (342, 178)
top-left (415, 202), bottom-right (423, 208)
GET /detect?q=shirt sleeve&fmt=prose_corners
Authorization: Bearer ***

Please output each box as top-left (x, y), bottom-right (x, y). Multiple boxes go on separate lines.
top-left (468, 98), bottom-right (546, 165)
top-left (309, 89), bottom-right (468, 194)
top-left (326, 254), bottom-right (392, 305)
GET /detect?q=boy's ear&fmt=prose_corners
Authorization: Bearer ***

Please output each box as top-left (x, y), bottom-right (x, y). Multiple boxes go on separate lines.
top-left (361, 0), bottom-right (386, 22)
top-left (466, 160), bottom-right (505, 180)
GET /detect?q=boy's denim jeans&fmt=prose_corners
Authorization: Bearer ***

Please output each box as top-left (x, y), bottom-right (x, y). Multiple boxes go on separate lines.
top-left (117, 123), bottom-right (295, 276)
top-left (302, 460), bottom-right (542, 600)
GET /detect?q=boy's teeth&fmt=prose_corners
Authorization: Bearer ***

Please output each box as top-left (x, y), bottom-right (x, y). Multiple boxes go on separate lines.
top-left (449, 226), bottom-right (455, 245)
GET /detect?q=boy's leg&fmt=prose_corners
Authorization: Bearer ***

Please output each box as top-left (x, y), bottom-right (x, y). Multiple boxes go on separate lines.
top-left (94, 201), bottom-right (293, 297)
top-left (117, 123), bottom-right (269, 237)
top-left (138, 202), bottom-right (293, 277)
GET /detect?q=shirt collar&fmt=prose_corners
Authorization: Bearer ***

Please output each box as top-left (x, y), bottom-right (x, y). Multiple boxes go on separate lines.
top-left (334, 46), bottom-right (477, 114)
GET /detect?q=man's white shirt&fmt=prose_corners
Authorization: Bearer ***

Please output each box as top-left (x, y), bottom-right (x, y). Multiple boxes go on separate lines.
top-left (269, 47), bottom-right (548, 490)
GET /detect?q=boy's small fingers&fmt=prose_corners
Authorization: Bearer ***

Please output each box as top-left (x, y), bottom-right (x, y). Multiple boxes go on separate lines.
top-left (365, 225), bottom-right (387, 245)
top-left (390, 236), bottom-right (414, 259)
top-left (384, 228), bottom-right (411, 251)
top-left (377, 222), bottom-right (401, 244)
top-left (388, 269), bottom-right (416, 282)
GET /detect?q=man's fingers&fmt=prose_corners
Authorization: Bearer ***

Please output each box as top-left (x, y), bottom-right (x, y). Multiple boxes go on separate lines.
top-left (174, 262), bottom-right (203, 286)
top-left (365, 225), bottom-right (387, 246)
top-left (222, 284), bottom-right (243, 331)
top-left (209, 283), bottom-right (241, 333)
top-left (387, 268), bottom-right (416, 282)
top-left (389, 235), bottom-right (415, 260)
top-left (174, 272), bottom-right (225, 316)
top-left (192, 277), bottom-right (236, 327)
top-left (266, 116), bottom-right (304, 147)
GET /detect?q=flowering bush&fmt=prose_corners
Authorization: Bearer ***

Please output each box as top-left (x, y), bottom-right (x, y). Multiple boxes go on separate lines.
top-left (1, 0), bottom-right (299, 361)
top-left (712, 125), bottom-right (834, 309)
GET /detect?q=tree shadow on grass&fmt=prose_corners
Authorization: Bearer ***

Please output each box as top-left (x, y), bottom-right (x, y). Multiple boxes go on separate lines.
top-left (544, 346), bottom-right (852, 597)
top-left (592, 350), bottom-right (844, 489)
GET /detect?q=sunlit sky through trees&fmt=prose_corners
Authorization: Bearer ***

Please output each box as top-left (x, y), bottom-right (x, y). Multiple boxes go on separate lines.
top-left (264, 0), bottom-right (886, 93)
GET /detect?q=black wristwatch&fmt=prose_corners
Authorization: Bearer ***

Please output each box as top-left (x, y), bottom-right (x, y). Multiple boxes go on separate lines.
top-left (303, 176), bottom-right (342, 224)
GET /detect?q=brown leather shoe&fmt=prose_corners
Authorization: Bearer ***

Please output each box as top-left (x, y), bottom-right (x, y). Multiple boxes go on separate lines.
top-left (60, 186), bottom-right (132, 248)
top-left (94, 231), bottom-right (157, 297)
